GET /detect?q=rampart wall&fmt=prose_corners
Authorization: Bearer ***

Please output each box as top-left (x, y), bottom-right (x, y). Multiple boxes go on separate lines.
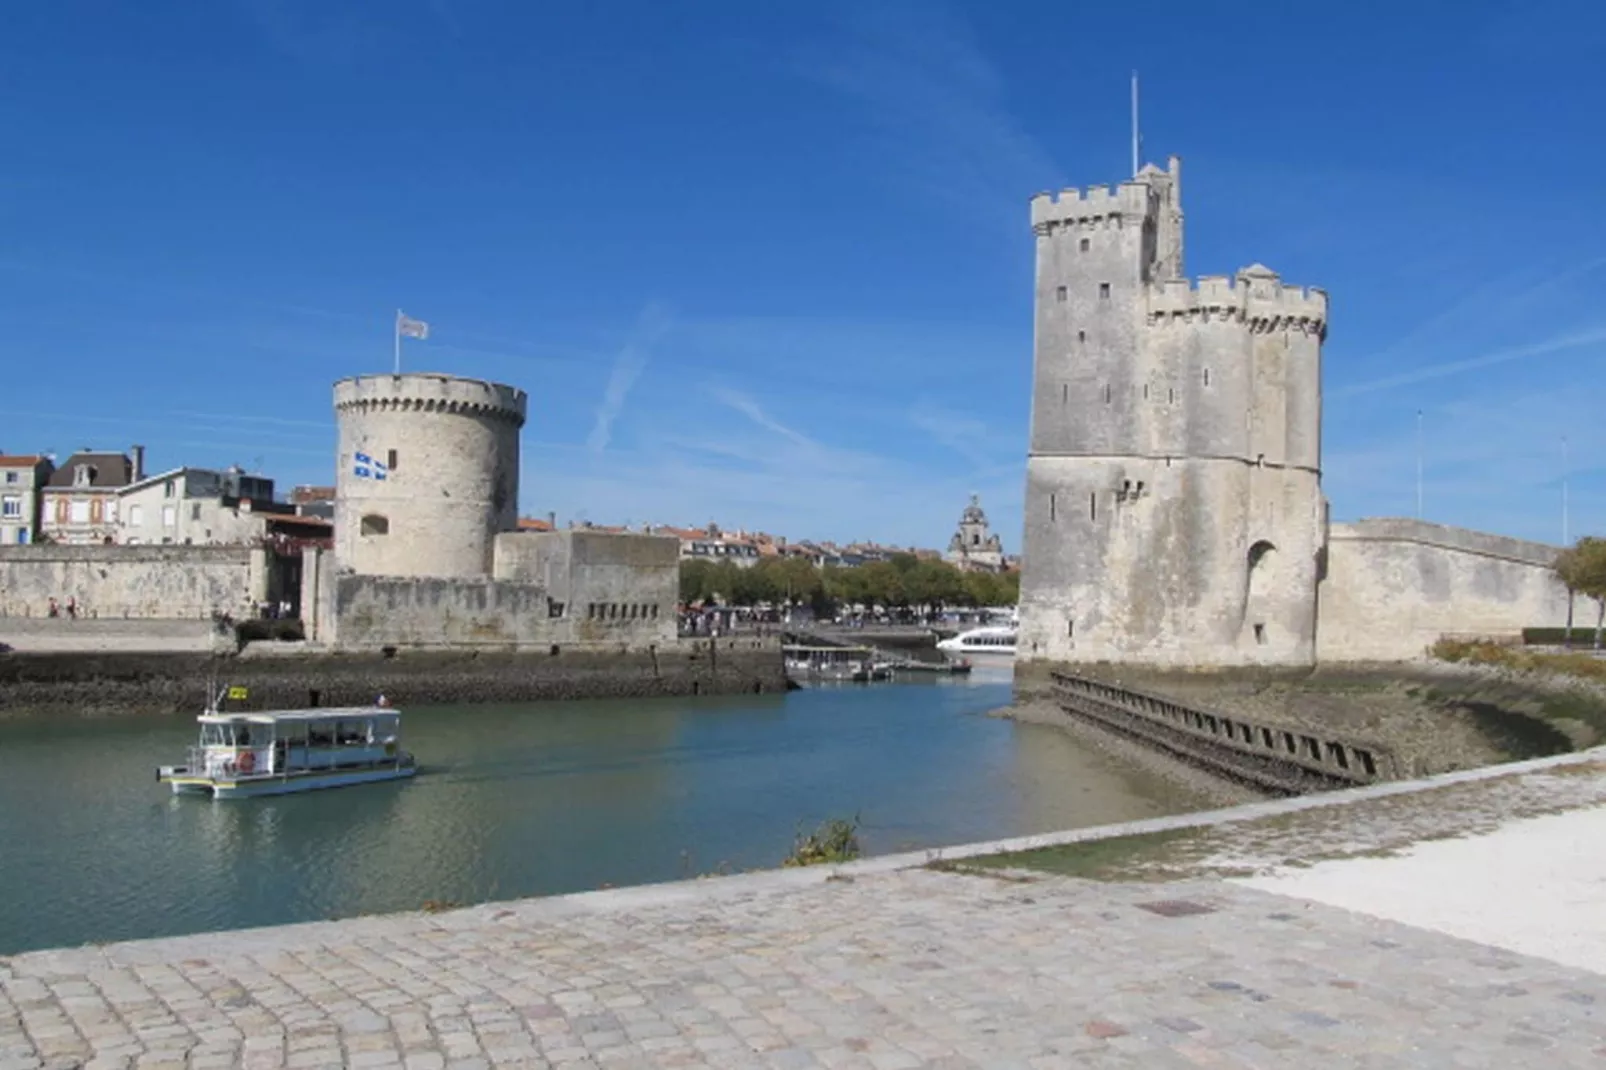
top-left (1317, 519), bottom-right (1573, 661)
top-left (0, 546), bottom-right (267, 621)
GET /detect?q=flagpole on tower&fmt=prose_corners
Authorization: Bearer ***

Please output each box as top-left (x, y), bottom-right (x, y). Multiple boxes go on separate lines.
top-left (1130, 70), bottom-right (1140, 177)
top-left (393, 309), bottom-right (402, 375)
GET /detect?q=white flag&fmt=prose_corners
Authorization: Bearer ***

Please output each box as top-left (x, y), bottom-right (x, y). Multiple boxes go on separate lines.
top-left (397, 312), bottom-right (429, 340)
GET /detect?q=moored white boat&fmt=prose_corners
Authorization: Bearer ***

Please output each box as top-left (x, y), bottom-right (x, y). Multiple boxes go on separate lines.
top-left (935, 624), bottom-right (1017, 665)
top-left (157, 689), bottom-right (417, 799)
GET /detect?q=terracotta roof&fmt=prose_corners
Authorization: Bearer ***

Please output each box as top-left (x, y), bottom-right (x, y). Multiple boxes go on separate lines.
top-left (0, 455), bottom-right (46, 466)
top-left (517, 517), bottom-right (554, 532)
top-left (291, 485), bottom-right (336, 504)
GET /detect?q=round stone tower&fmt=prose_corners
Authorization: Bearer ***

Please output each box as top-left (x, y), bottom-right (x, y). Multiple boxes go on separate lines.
top-left (332, 373), bottom-right (528, 578)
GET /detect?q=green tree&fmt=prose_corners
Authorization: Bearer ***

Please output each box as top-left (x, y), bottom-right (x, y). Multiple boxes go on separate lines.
top-left (1555, 537), bottom-right (1606, 650)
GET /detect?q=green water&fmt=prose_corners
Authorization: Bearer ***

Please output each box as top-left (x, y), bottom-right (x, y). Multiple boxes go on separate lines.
top-left (0, 672), bottom-right (1205, 954)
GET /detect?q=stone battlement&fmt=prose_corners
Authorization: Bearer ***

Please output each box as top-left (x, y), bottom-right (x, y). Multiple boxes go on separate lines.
top-left (1146, 269), bottom-right (1326, 334)
top-left (334, 373), bottom-right (528, 427)
top-left (1029, 181), bottom-right (1150, 231)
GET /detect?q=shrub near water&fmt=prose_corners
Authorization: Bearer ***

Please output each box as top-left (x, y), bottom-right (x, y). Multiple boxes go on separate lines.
top-left (783, 816), bottom-right (862, 867)
top-left (1432, 638), bottom-right (1606, 681)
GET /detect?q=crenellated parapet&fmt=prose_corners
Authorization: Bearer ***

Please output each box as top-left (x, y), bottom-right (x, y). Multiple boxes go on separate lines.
top-left (1030, 181), bottom-right (1152, 235)
top-left (334, 374), bottom-right (528, 427)
top-left (1145, 266), bottom-right (1326, 338)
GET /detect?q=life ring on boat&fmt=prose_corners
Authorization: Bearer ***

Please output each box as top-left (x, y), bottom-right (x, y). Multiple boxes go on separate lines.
top-left (237, 750), bottom-right (256, 774)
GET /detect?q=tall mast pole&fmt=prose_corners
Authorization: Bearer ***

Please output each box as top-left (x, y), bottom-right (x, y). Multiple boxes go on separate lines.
top-left (1130, 71), bottom-right (1140, 176)
top-left (1563, 435), bottom-right (1571, 546)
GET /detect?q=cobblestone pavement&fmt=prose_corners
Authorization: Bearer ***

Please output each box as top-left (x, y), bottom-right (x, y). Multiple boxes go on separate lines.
top-left (7, 857), bottom-right (1606, 1070)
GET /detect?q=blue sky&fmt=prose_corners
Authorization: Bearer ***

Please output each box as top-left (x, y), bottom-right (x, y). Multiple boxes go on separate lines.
top-left (3, 0), bottom-right (1604, 550)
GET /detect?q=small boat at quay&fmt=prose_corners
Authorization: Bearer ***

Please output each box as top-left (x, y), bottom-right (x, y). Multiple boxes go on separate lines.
top-left (157, 687), bottom-right (417, 799)
top-left (935, 624), bottom-right (1017, 665)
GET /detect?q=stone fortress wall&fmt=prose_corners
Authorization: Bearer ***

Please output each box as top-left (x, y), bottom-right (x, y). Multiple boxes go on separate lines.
top-left (0, 544), bottom-right (268, 620)
top-left (1318, 519), bottom-right (1573, 661)
top-left (1018, 157), bottom-right (1573, 669)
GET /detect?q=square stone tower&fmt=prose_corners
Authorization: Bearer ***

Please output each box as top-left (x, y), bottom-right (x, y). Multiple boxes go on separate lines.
top-left (1016, 157), bottom-right (1328, 668)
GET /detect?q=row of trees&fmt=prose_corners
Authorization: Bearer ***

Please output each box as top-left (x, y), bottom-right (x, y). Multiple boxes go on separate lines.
top-left (679, 553), bottom-right (1019, 614)
top-left (1555, 536), bottom-right (1606, 648)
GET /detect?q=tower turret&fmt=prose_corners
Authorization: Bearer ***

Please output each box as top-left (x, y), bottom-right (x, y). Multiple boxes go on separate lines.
top-left (333, 373), bottom-right (527, 579)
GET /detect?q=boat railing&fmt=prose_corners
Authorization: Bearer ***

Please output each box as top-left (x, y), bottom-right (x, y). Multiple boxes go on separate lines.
top-left (185, 742), bottom-right (410, 781)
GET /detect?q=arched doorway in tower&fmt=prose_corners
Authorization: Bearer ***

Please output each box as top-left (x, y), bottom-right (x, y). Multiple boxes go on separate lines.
top-left (1243, 540), bottom-right (1278, 647)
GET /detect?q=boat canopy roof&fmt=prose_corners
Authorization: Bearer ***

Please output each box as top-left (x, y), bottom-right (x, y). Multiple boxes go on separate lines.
top-left (198, 706), bottom-right (398, 726)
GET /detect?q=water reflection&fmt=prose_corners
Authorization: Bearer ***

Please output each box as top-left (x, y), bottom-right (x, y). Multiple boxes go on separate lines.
top-left (0, 679), bottom-right (1214, 953)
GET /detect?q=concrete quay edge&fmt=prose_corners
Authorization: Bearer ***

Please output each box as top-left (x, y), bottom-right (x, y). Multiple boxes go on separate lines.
top-left (12, 744), bottom-right (1605, 975)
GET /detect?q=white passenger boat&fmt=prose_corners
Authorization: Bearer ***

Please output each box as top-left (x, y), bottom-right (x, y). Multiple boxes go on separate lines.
top-left (157, 688), bottom-right (417, 799)
top-left (935, 624), bottom-right (1017, 664)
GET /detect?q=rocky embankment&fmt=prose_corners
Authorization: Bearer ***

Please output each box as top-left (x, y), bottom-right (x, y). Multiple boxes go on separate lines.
top-left (0, 638), bottom-right (786, 718)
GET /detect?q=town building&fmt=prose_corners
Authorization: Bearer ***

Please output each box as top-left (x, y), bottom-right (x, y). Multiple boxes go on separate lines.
top-left (116, 466), bottom-right (276, 546)
top-left (0, 455), bottom-right (54, 545)
top-left (289, 485), bottom-right (336, 521)
top-left (945, 495), bottom-right (1006, 572)
top-left (40, 447), bottom-right (141, 545)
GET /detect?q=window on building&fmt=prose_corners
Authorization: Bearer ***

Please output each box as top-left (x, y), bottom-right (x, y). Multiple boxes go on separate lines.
top-left (69, 500), bottom-right (90, 524)
top-left (3, 471), bottom-right (16, 484)
top-left (360, 514), bottom-right (390, 536)
top-left (16, 528), bottom-right (27, 544)
top-left (1203, 367), bottom-right (1211, 386)
top-left (1098, 282), bottom-right (1110, 298)
top-left (106, 499), bottom-right (117, 522)
top-left (1062, 383), bottom-right (1068, 404)
top-left (1079, 238), bottom-right (1090, 252)
top-left (90, 499), bottom-right (103, 524)
top-left (1049, 494), bottom-right (1056, 522)
top-left (1089, 493), bottom-right (1097, 522)
top-left (1055, 286), bottom-right (1067, 302)
top-left (128, 504), bottom-right (143, 527)
top-left (191, 503), bottom-right (201, 521)
top-left (73, 465), bottom-right (96, 487)
top-left (1103, 384), bottom-right (1111, 404)
top-left (1078, 330), bottom-right (1086, 343)
top-left (387, 449), bottom-right (398, 473)
top-left (0, 497), bottom-right (19, 518)
top-left (162, 505), bottom-right (176, 528)
top-left (164, 481), bottom-right (175, 498)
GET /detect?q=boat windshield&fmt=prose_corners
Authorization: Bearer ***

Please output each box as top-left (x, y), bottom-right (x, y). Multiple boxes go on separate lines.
top-left (200, 722), bottom-right (256, 745)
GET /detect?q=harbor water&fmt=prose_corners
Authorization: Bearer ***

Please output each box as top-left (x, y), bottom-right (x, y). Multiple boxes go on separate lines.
top-left (0, 671), bottom-right (1210, 955)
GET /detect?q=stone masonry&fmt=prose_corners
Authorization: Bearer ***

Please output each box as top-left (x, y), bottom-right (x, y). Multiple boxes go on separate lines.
top-left (1018, 158), bottom-right (1326, 669)
top-left (1016, 158), bottom-right (1574, 669)
top-left (334, 375), bottom-right (527, 581)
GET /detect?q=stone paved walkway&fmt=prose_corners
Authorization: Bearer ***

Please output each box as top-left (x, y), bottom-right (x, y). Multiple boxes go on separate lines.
top-left (8, 756), bottom-right (1606, 1068)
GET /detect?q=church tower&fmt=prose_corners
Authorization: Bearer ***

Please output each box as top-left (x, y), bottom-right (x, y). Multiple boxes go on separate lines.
top-left (1015, 158), bottom-right (1327, 668)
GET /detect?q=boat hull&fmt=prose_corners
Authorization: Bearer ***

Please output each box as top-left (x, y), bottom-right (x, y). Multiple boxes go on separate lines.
top-left (164, 762), bottom-right (417, 799)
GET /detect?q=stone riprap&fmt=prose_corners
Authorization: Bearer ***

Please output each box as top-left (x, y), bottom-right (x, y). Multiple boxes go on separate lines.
top-left (0, 640), bottom-right (785, 718)
top-left (7, 753), bottom-right (1606, 1068)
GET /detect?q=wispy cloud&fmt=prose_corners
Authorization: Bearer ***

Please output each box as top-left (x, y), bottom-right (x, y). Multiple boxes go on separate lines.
top-left (586, 301), bottom-right (673, 453)
top-left (709, 387), bottom-right (820, 451)
top-left (905, 398), bottom-right (1011, 468)
top-left (1332, 325), bottom-right (1606, 399)
top-left (795, 1), bottom-right (1057, 234)
top-left (1325, 387), bottom-right (1605, 543)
